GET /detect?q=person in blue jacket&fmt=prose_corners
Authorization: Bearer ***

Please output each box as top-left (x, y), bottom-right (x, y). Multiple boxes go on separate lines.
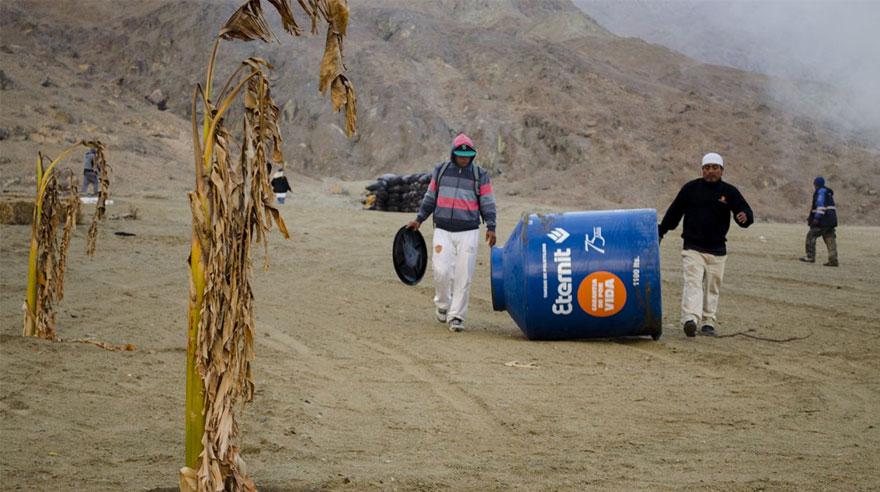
top-left (799, 176), bottom-right (838, 266)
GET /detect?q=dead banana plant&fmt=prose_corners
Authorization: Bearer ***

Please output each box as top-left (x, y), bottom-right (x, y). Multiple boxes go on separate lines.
top-left (182, 1), bottom-right (356, 491)
top-left (23, 140), bottom-right (109, 339)
top-left (84, 140), bottom-right (110, 256)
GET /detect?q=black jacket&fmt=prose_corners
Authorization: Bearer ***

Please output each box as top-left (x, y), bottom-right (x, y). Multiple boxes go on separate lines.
top-left (271, 175), bottom-right (291, 193)
top-left (659, 178), bottom-right (754, 256)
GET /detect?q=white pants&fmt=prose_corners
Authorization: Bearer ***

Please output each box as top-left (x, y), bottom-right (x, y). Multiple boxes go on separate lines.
top-left (681, 249), bottom-right (727, 327)
top-left (432, 228), bottom-right (480, 322)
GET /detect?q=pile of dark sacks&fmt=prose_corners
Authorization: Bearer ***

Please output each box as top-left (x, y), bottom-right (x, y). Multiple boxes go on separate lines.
top-left (363, 173), bottom-right (431, 212)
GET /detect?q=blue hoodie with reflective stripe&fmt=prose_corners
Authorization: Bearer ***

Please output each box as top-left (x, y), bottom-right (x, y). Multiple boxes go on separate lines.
top-left (810, 186), bottom-right (837, 227)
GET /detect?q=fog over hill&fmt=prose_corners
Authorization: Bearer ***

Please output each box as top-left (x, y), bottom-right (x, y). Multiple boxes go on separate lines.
top-left (2, 0), bottom-right (878, 223)
top-left (575, 0), bottom-right (880, 138)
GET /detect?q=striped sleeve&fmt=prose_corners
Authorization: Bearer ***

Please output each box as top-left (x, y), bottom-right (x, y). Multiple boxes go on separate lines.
top-left (478, 169), bottom-right (497, 231)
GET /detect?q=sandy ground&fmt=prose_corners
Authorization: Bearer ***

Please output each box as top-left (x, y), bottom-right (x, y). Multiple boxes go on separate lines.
top-left (1, 178), bottom-right (878, 491)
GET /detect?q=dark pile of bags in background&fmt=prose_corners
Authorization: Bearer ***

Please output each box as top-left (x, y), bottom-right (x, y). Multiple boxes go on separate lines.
top-left (363, 173), bottom-right (431, 212)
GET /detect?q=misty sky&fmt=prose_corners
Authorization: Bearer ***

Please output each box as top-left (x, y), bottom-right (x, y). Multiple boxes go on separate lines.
top-left (575, 0), bottom-right (880, 135)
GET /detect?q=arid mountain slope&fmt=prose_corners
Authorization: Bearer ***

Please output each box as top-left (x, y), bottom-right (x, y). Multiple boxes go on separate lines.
top-left (1, 0), bottom-right (878, 223)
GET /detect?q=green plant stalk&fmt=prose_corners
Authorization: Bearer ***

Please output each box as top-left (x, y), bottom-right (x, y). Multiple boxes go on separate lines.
top-left (184, 44), bottom-right (214, 465)
top-left (185, 233), bottom-right (207, 469)
top-left (23, 157), bottom-right (43, 337)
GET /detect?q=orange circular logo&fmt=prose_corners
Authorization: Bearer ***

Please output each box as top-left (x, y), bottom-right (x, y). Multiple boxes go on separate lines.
top-left (577, 271), bottom-right (627, 317)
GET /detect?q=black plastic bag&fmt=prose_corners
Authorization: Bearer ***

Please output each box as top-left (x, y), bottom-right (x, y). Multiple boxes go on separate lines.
top-left (365, 181), bottom-right (385, 192)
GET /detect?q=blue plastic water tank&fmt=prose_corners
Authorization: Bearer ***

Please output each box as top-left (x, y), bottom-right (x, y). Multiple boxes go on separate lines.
top-left (491, 209), bottom-right (662, 340)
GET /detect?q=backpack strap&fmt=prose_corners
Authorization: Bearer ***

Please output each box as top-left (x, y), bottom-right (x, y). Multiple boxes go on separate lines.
top-left (437, 160), bottom-right (451, 183)
top-left (472, 164), bottom-right (482, 200)
top-left (473, 164), bottom-right (482, 224)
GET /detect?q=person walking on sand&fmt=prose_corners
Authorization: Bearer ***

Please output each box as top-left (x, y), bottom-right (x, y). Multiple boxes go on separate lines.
top-left (81, 147), bottom-right (99, 195)
top-left (406, 133), bottom-right (497, 333)
top-left (658, 152), bottom-right (754, 337)
top-left (799, 176), bottom-right (838, 266)
top-left (270, 166), bottom-right (292, 204)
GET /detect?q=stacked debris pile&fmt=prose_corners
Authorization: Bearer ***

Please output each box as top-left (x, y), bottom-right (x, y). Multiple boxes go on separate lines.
top-left (362, 173), bottom-right (432, 212)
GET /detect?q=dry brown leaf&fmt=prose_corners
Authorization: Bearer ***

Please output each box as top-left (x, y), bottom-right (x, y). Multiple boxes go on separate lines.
top-left (220, 0), bottom-right (274, 42)
top-left (56, 173), bottom-right (79, 298)
top-left (266, 0), bottom-right (302, 36)
top-left (325, 0), bottom-right (348, 36)
top-left (330, 75), bottom-right (346, 111)
top-left (68, 338), bottom-right (136, 351)
top-left (344, 77), bottom-right (357, 136)
top-left (328, 74), bottom-right (356, 136)
top-left (84, 140), bottom-right (109, 257)
top-left (179, 467), bottom-right (198, 492)
top-left (297, 0), bottom-right (319, 33)
top-left (318, 27), bottom-right (342, 94)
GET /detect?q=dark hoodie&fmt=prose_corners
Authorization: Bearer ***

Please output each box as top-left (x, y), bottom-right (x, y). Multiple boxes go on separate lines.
top-left (659, 178), bottom-right (754, 255)
top-left (271, 173), bottom-right (291, 193)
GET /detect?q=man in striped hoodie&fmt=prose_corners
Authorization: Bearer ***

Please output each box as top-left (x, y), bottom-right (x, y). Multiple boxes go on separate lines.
top-left (407, 133), bottom-right (497, 332)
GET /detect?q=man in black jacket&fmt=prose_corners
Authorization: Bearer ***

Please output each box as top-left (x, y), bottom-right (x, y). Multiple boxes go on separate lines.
top-left (799, 176), bottom-right (838, 266)
top-left (658, 152), bottom-right (754, 337)
top-left (270, 166), bottom-right (292, 204)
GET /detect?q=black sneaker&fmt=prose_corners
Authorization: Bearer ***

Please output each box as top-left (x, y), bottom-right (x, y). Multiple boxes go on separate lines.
top-left (823, 261), bottom-right (839, 267)
top-left (683, 320), bottom-right (697, 337)
top-left (799, 256), bottom-right (815, 263)
top-left (435, 308), bottom-right (448, 323)
top-left (448, 318), bottom-right (464, 332)
top-left (700, 325), bottom-right (716, 337)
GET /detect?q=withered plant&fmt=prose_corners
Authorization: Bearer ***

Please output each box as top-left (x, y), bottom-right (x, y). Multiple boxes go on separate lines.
top-left (181, 1), bottom-right (356, 491)
top-left (23, 140), bottom-right (109, 339)
top-left (84, 140), bottom-right (111, 256)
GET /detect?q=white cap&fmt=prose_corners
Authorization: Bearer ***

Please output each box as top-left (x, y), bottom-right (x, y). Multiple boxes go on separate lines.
top-left (702, 152), bottom-right (724, 167)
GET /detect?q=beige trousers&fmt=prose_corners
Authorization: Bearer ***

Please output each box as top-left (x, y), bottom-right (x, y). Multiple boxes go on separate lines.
top-left (681, 249), bottom-right (727, 327)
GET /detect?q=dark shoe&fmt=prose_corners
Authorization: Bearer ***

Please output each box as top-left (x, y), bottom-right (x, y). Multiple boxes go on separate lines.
top-left (823, 261), bottom-right (839, 267)
top-left (700, 325), bottom-right (717, 337)
top-left (448, 318), bottom-right (464, 333)
top-left (683, 320), bottom-right (697, 337)
top-left (799, 256), bottom-right (815, 263)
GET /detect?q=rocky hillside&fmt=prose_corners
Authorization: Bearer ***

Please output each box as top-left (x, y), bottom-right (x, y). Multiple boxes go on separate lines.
top-left (1, 0), bottom-right (878, 223)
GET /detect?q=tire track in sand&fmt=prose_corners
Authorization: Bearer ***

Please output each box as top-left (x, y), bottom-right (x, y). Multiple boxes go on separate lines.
top-left (337, 332), bottom-right (513, 437)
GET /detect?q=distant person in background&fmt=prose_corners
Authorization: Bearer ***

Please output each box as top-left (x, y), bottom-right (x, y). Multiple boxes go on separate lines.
top-left (81, 147), bottom-right (98, 195)
top-left (799, 176), bottom-right (838, 266)
top-left (271, 166), bottom-right (292, 204)
top-left (407, 133), bottom-right (497, 333)
top-left (658, 152), bottom-right (754, 337)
